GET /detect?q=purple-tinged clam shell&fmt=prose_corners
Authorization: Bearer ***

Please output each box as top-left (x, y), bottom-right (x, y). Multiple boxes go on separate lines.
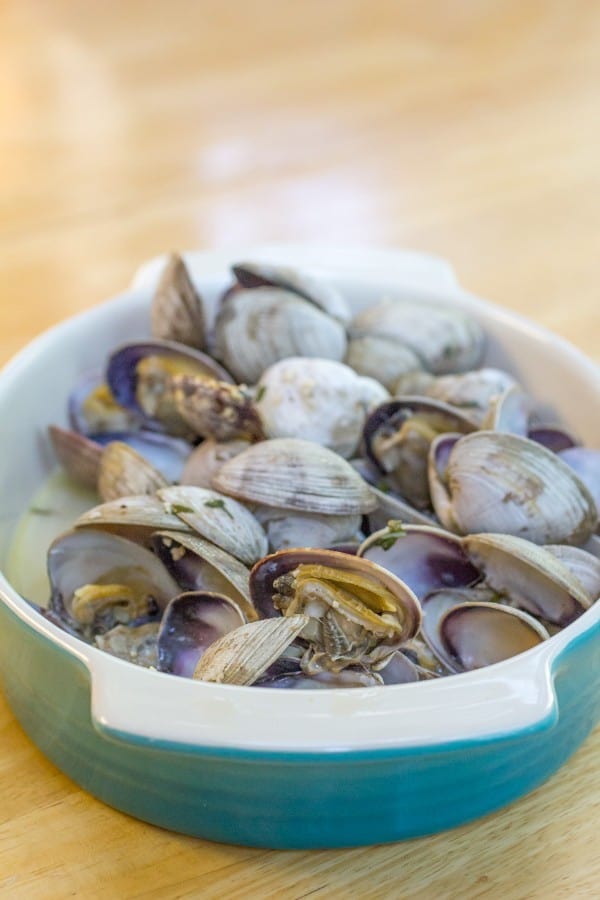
top-left (106, 340), bottom-right (232, 432)
top-left (439, 602), bottom-right (549, 672)
top-left (529, 427), bottom-right (577, 454)
top-left (157, 591), bottom-right (245, 677)
top-left (358, 524), bottom-right (479, 601)
top-left (363, 397), bottom-right (475, 511)
top-left (69, 370), bottom-right (142, 436)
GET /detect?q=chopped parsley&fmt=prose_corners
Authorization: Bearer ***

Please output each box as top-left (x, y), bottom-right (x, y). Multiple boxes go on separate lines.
top-left (204, 498), bottom-right (234, 519)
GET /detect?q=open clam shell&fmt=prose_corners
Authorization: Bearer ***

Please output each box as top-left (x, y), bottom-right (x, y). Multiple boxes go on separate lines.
top-left (464, 533), bottom-right (592, 626)
top-left (95, 622), bottom-right (160, 668)
top-left (152, 530), bottom-right (256, 621)
top-left (75, 495), bottom-right (193, 545)
top-left (48, 425), bottom-right (103, 489)
top-left (358, 523), bottom-right (479, 601)
top-left (437, 602), bottom-right (549, 672)
top-left (428, 431), bottom-right (598, 544)
top-left (150, 253), bottom-right (206, 349)
top-left (157, 591), bottom-right (246, 678)
top-left (158, 485), bottom-right (268, 566)
top-left (106, 339), bottom-right (232, 434)
top-left (48, 528), bottom-right (180, 638)
top-left (363, 397), bottom-right (476, 510)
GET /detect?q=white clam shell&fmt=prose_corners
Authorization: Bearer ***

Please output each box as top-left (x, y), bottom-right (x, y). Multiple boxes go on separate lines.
top-left (429, 431), bottom-right (598, 545)
top-left (158, 485), bottom-right (268, 566)
top-left (253, 505), bottom-right (362, 552)
top-left (349, 298), bottom-right (485, 374)
top-left (150, 253), bottom-right (206, 349)
top-left (213, 438), bottom-right (377, 515)
top-left (98, 441), bottom-right (169, 502)
top-left (345, 336), bottom-right (423, 391)
top-left (214, 288), bottom-right (347, 384)
top-left (193, 615), bottom-right (310, 685)
top-left (256, 357), bottom-right (388, 458)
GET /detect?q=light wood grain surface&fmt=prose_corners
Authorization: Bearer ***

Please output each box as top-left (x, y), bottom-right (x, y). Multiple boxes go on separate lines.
top-left (1, 1), bottom-right (599, 897)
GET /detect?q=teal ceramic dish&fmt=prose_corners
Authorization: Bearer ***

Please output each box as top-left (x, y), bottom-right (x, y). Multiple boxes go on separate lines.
top-left (1, 246), bottom-right (599, 849)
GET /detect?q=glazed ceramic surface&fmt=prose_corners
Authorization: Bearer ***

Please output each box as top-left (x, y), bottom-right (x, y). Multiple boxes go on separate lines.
top-left (0, 246), bottom-right (599, 848)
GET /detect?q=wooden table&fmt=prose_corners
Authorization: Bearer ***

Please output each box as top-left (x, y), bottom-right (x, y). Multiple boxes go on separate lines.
top-left (1, 1), bottom-right (598, 896)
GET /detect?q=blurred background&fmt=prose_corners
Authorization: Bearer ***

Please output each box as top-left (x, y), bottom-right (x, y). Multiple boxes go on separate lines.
top-left (1, 0), bottom-right (599, 364)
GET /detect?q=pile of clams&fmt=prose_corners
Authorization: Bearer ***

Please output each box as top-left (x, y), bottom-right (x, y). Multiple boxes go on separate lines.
top-left (40, 253), bottom-right (600, 689)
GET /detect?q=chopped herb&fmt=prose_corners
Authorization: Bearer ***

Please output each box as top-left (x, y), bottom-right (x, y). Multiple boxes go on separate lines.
top-left (255, 384), bottom-right (267, 402)
top-left (171, 503), bottom-right (194, 515)
top-left (373, 521), bottom-right (406, 551)
top-left (375, 479), bottom-right (391, 494)
top-left (204, 498), bottom-right (234, 520)
top-left (28, 506), bottom-right (54, 516)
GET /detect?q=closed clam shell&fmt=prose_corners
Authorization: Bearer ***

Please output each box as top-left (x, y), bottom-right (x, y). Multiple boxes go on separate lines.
top-left (256, 357), bottom-right (388, 458)
top-left (429, 431), bottom-right (598, 545)
top-left (232, 261), bottom-right (351, 324)
top-left (150, 253), bottom-right (206, 348)
top-left (214, 288), bottom-right (347, 384)
top-left (345, 336), bottom-right (423, 391)
top-left (213, 438), bottom-right (377, 515)
top-left (158, 485), bottom-right (268, 565)
top-left (349, 299), bottom-right (485, 375)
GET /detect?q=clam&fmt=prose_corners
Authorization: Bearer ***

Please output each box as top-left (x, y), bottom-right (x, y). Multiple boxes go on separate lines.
top-left (255, 357), bottom-right (389, 458)
top-left (106, 340), bottom-right (232, 436)
top-left (253, 506), bottom-right (362, 553)
top-left (212, 438), bottom-right (377, 515)
top-left (394, 367), bottom-right (518, 425)
top-left (95, 622), bottom-right (160, 668)
top-left (97, 441), bottom-right (169, 501)
top-left (428, 431), bottom-right (598, 544)
top-left (349, 298), bottom-right (485, 374)
top-left (193, 615), bottom-right (310, 686)
top-left (69, 370), bottom-right (141, 435)
top-left (213, 287), bottom-right (347, 384)
top-left (152, 530), bottom-right (256, 621)
top-left (47, 528), bottom-right (180, 639)
top-left (363, 397), bottom-right (475, 510)
top-left (231, 260), bottom-right (351, 323)
top-left (345, 336), bottom-right (423, 391)
top-left (150, 253), bottom-right (205, 349)
top-left (158, 485), bottom-right (268, 565)
top-left (463, 533), bottom-right (592, 626)
top-left (422, 598), bottom-right (549, 673)
top-left (157, 591), bottom-right (246, 677)
top-left (179, 438), bottom-right (251, 488)
top-left (249, 548), bottom-right (422, 674)
top-left (48, 425), bottom-right (103, 489)
top-left (350, 457), bottom-right (440, 531)
top-left (358, 523), bottom-right (479, 600)
top-left (172, 376), bottom-right (265, 442)
top-left (75, 495), bottom-right (193, 545)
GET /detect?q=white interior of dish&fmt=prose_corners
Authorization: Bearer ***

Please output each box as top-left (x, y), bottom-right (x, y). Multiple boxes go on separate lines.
top-left (0, 245), bottom-right (599, 751)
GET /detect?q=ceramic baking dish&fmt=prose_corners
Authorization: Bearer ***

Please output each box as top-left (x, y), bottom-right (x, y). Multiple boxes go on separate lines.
top-left (0, 245), bottom-right (598, 848)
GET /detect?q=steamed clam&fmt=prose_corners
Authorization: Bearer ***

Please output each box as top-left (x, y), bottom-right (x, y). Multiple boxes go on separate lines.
top-left (40, 256), bottom-right (599, 690)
